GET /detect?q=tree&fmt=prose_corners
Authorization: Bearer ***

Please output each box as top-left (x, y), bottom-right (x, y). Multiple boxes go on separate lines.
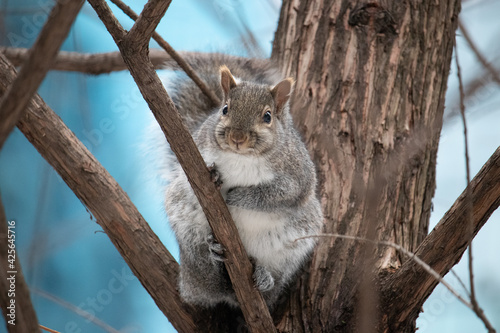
top-left (0, 0), bottom-right (499, 332)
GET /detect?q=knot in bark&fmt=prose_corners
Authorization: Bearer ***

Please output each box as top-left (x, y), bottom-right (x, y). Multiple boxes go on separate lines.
top-left (348, 2), bottom-right (397, 36)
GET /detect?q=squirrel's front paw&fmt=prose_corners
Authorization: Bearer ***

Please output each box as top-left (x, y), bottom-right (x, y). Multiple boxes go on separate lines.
top-left (206, 233), bottom-right (225, 263)
top-left (253, 265), bottom-right (274, 292)
top-left (207, 163), bottom-right (223, 190)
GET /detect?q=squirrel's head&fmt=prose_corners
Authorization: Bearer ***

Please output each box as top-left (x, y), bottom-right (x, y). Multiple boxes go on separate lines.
top-left (215, 65), bottom-right (294, 155)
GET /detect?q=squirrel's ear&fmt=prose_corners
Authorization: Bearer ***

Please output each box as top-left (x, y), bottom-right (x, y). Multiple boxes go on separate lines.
top-left (271, 78), bottom-right (294, 114)
top-left (220, 65), bottom-right (237, 101)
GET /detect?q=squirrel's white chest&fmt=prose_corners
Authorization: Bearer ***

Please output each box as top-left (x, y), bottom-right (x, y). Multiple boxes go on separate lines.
top-left (203, 149), bottom-right (274, 189)
top-left (229, 207), bottom-right (291, 269)
top-left (202, 149), bottom-right (290, 268)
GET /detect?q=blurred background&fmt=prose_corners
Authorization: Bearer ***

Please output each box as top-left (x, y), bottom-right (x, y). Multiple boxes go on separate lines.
top-left (0, 0), bottom-right (499, 332)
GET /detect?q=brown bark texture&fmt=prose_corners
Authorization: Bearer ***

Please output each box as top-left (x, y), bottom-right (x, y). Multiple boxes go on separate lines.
top-left (270, 0), bottom-right (461, 332)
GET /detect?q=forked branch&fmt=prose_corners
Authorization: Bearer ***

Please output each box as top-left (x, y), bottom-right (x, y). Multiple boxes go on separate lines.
top-left (86, 0), bottom-right (275, 331)
top-left (382, 145), bottom-right (500, 329)
top-left (109, 0), bottom-right (220, 105)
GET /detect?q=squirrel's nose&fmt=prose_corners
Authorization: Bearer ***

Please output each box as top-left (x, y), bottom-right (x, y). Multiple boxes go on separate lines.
top-left (230, 129), bottom-right (247, 145)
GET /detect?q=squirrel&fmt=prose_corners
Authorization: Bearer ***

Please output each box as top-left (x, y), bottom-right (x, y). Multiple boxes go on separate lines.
top-left (158, 56), bottom-right (323, 309)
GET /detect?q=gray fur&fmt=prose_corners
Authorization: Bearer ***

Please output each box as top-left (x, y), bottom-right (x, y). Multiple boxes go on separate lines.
top-left (162, 59), bottom-right (323, 309)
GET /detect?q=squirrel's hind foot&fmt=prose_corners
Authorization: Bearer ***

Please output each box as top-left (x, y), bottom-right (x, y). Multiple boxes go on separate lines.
top-left (206, 233), bottom-right (225, 263)
top-left (253, 265), bottom-right (275, 292)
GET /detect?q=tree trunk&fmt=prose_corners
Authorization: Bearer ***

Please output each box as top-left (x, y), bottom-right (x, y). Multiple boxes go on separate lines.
top-left (271, 0), bottom-right (460, 331)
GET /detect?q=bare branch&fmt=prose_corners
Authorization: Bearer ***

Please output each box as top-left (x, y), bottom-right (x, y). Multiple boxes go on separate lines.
top-left (382, 145), bottom-right (500, 327)
top-left (458, 20), bottom-right (500, 85)
top-left (450, 269), bottom-right (471, 297)
top-left (39, 325), bottom-right (60, 333)
top-left (110, 0), bottom-right (221, 106)
top-left (0, 0), bottom-right (84, 149)
top-left (0, 47), bottom-right (184, 74)
top-left (0, 53), bottom-right (199, 333)
top-left (33, 288), bottom-right (119, 333)
top-left (0, 195), bottom-right (40, 333)
top-left (0, 47), bottom-right (270, 78)
top-left (456, 41), bottom-right (496, 333)
top-left (455, 33), bottom-right (474, 297)
top-left (87, 1), bottom-right (276, 331)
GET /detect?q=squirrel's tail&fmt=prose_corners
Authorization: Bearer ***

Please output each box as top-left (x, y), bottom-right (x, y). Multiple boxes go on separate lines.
top-left (160, 52), bottom-right (279, 84)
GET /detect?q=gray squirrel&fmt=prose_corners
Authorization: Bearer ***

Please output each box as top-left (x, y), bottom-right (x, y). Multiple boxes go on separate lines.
top-left (160, 56), bottom-right (323, 309)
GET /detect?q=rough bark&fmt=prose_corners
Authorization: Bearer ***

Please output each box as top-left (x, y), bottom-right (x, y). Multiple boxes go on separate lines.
top-left (271, 0), bottom-right (461, 331)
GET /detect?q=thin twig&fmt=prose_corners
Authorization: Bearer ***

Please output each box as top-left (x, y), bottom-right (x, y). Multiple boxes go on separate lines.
top-left (39, 325), bottom-right (61, 333)
top-left (295, 233), bottom-right (473, 309)
top-left (456, 42), bottom-right (496, 333)
top-left (455, 35), bottom-right (474, 298)
top-left (109, 0), bottom-right (221, 106)
top-left (33, 289), bottom-right (120, 333)
top-left (0, 0), bottom-right (84, 149)
top-left (443, 55), bottom-right (500, 125)
top-left (450, 269), bottom-right (471, 297)
top-left (458, 20), bottom-right (500, 85)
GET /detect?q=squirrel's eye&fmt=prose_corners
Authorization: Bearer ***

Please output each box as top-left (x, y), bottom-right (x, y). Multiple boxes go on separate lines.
top-left (222, 104), bottom-right (228, 115)
top-left (263, 111), bottom-right (272, 124)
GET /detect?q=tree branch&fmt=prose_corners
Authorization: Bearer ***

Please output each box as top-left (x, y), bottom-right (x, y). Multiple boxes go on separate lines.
top-left (126, 0), bottom-right (171, 47)
top-left (458, 20), bottom-right (500, 85)
top-left (443, 54), bottom-right (500, 124)
top-left (0, 0), bottom-right (84, 149)
top-left (0, 53), bottom-right (199, 333)
top-left (39, 325), bottom-right (60, 333)
top-left (456, 41), bottom-right (496, 333)
top-left (0, 195), bottom-right (40, 333)
top-left (0, 47), bottom-right (173, 74)
top-left (87, 1), bottom-right (276, 331)
top-left (109, 0), bottom-right (220, 106)
top-left (0, 47), bottom-right (269, 79)
top-left (32, 288), bottom-right (119, 333)
top-left (382, 146), bottom-right (500, 329)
